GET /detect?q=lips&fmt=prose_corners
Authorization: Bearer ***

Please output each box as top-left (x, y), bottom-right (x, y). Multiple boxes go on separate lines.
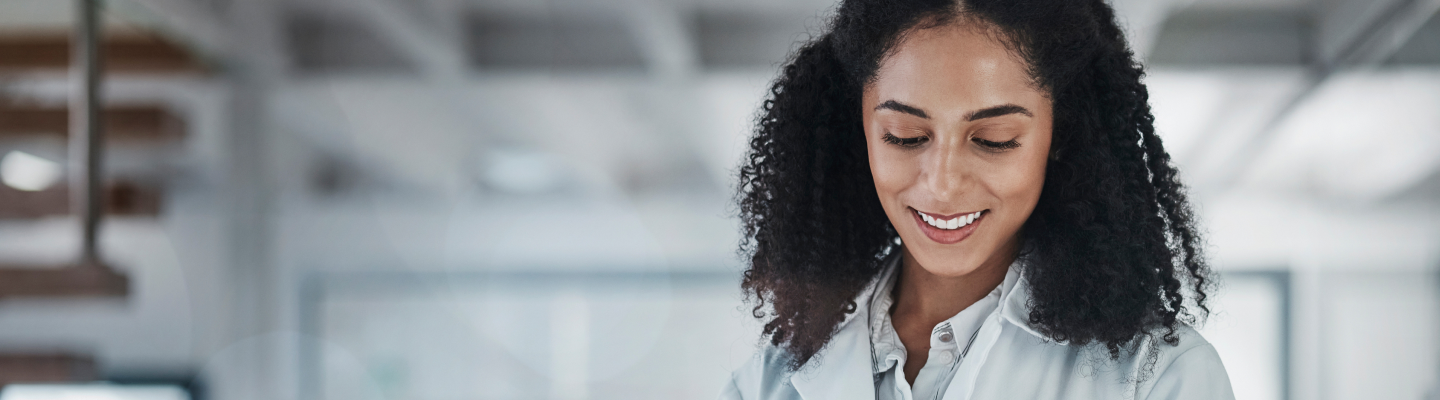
top-left (916, 210), bottom-right (982, 230)
top-left (910, 208), bottom-right (986, 245)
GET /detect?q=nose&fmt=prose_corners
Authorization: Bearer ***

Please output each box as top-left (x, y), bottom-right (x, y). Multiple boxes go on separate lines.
top-left (924, 139), bottom-right (970, 202)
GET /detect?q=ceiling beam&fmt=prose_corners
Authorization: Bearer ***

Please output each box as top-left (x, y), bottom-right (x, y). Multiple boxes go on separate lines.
top-left (346, 0), bottom-right (562, 193)
top-left (623, 0), bottom-right (698, 78)
top-left (350, 0), bottom-right (465, 79)
top-left (1193, 0), bottom-right (1440, 192)
top-left (620, 1), bottom-right (731, 194)
top-left (110, 0), bottom-right (233, 64)
top-left (1316, 0), bottom-right (1440, 67)
top-left (1111, 0), bottom-right (1191, 60)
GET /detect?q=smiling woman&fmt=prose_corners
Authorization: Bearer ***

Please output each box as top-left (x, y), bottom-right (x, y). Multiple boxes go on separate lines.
top-left (724, 0), bottom-right (1230, 399)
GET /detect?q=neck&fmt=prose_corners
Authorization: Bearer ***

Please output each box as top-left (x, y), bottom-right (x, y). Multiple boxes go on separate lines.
top-left (891, 243), bottom-right (1016, 326)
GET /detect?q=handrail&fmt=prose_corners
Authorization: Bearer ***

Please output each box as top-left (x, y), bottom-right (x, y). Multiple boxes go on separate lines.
top-left (71, 0), bottom-right (104, 268)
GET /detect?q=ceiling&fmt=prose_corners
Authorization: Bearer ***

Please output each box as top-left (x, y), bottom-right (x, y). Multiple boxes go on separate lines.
top-left (0, 0), bottom-right (1437, 202)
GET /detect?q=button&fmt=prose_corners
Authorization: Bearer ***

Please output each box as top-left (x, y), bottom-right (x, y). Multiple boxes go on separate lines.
top-left (935, 352), bottom-right (954, 365)
top-left (938, 331), bottom-right (954, 343)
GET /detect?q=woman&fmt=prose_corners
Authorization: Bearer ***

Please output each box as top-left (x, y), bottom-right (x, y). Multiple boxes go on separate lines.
top-left (723, 0), bottom-right (1232, 399)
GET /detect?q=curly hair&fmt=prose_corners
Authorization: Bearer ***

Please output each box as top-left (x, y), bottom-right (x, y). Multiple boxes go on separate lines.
top-left (737, 0), bottom-right (1212, 370)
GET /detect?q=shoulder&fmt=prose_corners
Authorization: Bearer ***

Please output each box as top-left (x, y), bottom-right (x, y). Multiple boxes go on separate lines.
top-left (1132, 325), bottom-right (1234, 400)
top-left (976, 322), bottom-right (1234, 400)
top-left (718, 344), bottom-right (801, 400)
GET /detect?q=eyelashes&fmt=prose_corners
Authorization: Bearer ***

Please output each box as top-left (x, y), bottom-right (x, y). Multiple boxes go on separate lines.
top-left (881, 133), bottom-right (1021, 151)
top-left (974, 138), bottom-right (1020, 150)
top-left (882, 133), bottom-right (928, 147)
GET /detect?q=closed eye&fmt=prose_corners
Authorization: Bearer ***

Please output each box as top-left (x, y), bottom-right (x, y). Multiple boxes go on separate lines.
top-left (974, 138), bottom-right (1020, 150)
top-left (882, 133), bottom-right (928, 147)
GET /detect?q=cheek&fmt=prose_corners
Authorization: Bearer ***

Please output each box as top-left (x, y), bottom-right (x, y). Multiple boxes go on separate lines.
top-left (867, 145), bottom-right (918, 200)
top-left (996, 143), bottom-right (1050, 208)
top-left (1005, 164), bottom-right (1045, 203)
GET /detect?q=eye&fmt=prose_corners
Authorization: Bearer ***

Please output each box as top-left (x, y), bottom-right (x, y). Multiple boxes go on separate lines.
top-left (973, 138), bottom-right (1020, 150)
top-left (882, 133), bottom-right (929, 148)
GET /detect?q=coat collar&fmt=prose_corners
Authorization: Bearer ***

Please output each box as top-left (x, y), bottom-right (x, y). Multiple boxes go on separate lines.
top-left (788, 253), bottom-right (1052, 399)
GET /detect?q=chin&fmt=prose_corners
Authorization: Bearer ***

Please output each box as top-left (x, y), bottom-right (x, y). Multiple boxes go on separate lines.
top-left (904, 245), bottom-right (986, 277)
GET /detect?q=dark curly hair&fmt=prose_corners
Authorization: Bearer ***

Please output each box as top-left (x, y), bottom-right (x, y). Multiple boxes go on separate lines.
top-left (737, 0), bottom-right (1212, 370)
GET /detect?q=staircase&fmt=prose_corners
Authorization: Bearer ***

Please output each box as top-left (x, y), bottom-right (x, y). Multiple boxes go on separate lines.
top-left (0, 0), bottom-right (204, 388)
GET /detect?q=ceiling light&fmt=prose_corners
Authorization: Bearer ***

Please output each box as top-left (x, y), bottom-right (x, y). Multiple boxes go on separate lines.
top-left (1, 150), bottom-right (63, 192)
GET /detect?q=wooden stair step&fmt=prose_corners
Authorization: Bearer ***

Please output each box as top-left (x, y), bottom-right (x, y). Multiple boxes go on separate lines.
top-left (0, 34), bottom-right (206, 74)
top-left (0, 105), bottom-right (185, 143)
top-left (0, 353), bottom-right (99, 385)
top-left (0, 266), bottom-right (127, 299)
top-left (0, 181), bottom-right (161, 219)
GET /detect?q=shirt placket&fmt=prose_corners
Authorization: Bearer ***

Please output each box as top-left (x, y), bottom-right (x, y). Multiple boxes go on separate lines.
top-left (930, 322), bottom-right (959, 365)
top-left (906, 321), bottom-right (959, 400)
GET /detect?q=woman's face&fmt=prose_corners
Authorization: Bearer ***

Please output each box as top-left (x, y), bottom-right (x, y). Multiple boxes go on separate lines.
top-left (863, 23), bottom-right (1053, 277)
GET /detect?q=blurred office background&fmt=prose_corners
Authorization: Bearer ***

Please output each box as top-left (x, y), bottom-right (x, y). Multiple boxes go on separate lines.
top-left (0, 0), bottom-right (1435, 399)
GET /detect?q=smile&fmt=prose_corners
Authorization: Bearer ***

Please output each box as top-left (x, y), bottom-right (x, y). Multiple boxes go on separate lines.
top-left (910, 208), bottom-right (987, 245)
top-left (916, 210), bottom-right (983, 230)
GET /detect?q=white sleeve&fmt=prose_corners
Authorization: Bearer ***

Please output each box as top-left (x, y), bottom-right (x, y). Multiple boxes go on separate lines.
top-left (1142, 343), bottom-right (1236, 400)
top-left (718, 374), bottom-right (746, 400)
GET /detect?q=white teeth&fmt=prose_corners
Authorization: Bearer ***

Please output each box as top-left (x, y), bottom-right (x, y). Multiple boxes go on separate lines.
top-left (918, 210), bottom-right (983, 230)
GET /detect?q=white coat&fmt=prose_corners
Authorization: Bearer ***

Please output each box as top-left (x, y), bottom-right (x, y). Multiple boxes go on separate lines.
top-left (719, 268), bottom-right (1235, 400)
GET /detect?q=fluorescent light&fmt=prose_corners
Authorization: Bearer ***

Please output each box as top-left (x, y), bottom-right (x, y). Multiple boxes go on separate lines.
top-left (481, 149), bottom-right (563, 194)
top-left (0, 383), bottom-right (188, 400)
top-left (0, 150), bottom-right (63, 192)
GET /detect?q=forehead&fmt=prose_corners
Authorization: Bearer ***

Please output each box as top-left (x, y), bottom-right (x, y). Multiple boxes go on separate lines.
top-left (867, 24), bottom-right (1042, 112)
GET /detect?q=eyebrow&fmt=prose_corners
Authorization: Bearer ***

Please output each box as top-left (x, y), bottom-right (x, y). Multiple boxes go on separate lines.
top-left (875, 100), bottom-right (929, 118)
top-left (874, 100), bottom-right (1034, 121)
top-left (965, 104), bottom-right (1033, 121)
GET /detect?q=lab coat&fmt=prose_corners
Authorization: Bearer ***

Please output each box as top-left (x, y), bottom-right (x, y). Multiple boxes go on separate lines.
top-left (719, 271), bottom-right (1235, 400)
